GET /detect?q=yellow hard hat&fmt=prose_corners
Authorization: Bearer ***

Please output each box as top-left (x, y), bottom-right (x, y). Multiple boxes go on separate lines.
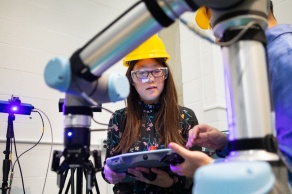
top-left (123, 34), bottom-right (170, 67)
top-left (195, 6), bottom-right (212, 30)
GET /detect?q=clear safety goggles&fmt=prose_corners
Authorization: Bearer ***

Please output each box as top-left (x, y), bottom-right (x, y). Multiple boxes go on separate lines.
top-left (131, 67), bottom-right (168, 83)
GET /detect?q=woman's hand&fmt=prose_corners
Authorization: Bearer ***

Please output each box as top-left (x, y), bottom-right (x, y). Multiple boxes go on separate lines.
top-left (103, 164), bottom-right (126, 184)
top-left (128, 167), bottom-right (174, 188)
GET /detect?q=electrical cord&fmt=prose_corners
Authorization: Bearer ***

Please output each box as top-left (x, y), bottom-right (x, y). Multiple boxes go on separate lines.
top-left (90, 100), bottom-right (127, 132)
top-left (215, 21), bottom-right (260, 47)
top-left (33, 108), bottom-right (54, 194)
top-left (91, 117), bottom-right (110, 127)
top-left (10, 111), bottom-right (44, 172)
top-left (90, 129), bottom-right (108, 132)
top-left (12, 136), bottom-right (26, 194)
top-left (179, 17), bottom-right (259, 46)
top-left (8, 108), bottom-right (54, 194)
top-left (8, 111), bottom-right (44, 194)
top-left (91, 106), bottom-right (115, 131)
top-left (163, 0), bottom-right (261, 47)
top-left (101, 106), bottom-right (114, 115)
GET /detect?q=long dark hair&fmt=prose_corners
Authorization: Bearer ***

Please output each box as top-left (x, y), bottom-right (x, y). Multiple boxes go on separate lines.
top-left (114, 58), bottom-right (185, 153)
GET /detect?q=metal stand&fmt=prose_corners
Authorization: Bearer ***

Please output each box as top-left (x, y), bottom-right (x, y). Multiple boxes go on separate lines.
top-left (1, 114), bottom-right (15, 194)
top-left (52, 94), bottom-right (102, 194)
top-left (52, 145), bottom-right (102, 194)
top-left (57, 164), bottom-right (100, 194)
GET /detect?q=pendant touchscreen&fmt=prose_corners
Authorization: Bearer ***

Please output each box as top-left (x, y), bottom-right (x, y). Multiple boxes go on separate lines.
top-left (106, 148), bottom-right (183, 182)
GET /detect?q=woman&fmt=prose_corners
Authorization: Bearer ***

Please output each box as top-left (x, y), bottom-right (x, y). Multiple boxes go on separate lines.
top-left (102, 35), bottom-right (198, 194)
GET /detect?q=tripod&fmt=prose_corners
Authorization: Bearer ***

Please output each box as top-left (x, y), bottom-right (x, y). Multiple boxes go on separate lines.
top-left (52, 148), bottom-right (102, 194)
top-left (52, 145), bottom-right (102, 194)
top-left (1, 114), bottom-right (16, 194)
top-left (57, 161), bottom-right (101, 194)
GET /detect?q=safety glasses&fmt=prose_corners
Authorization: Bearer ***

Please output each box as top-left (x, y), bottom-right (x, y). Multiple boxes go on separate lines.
top-left (131, 67), bottom-right (168, 83)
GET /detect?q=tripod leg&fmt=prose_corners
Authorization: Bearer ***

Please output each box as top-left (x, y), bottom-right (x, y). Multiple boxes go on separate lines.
top-left (83, 166), bottom-right (100, 194)
top-left (58, 169), bottom-right (68, 194)
top-left (70, 168), bottom-right (75, 194)
top-left (76, 168), bottom-right (83, 194)
top-left (92, 174), bottom-right (100, 194)
top-left (2, 115), bottom-right (15, 194)
top-left (64, 181), bottom-right (71, 194)
top-left (60, 168), bottom-right (85, 194)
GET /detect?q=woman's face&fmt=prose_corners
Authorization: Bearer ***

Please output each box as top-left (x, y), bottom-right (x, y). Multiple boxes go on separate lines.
top-left (131, 58), bottom-right (167, 104)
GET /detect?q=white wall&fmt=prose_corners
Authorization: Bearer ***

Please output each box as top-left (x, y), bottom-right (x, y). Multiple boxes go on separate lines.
top-left (0, 0), bottom-right (291, 193)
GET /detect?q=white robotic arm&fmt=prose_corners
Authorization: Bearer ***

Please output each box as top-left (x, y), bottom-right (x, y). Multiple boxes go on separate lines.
top-left (44, 0), bottom-right (246, 105)
top-left (45, 0), bottom-right (242, 83)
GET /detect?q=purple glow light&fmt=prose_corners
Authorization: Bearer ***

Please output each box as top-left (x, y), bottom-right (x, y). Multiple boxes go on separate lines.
top-left (11, 106), bottom-right (18, 112)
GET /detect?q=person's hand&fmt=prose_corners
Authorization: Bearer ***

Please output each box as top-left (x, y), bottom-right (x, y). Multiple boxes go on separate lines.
top-left (168, 142), bottom-right (214, 178)
top-left (103, 164), bottom-right (126, 184)
top-left (127, 167), bottom-right (174, 188)
top-left (186, 124), bottom-right (227, 150)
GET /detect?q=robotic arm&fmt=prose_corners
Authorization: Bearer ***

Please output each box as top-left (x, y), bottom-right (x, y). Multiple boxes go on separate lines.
top-left (44, 0), bottom-right (245, 103)
top-left (44, 0), bottom-right (279, 193)
top-left (45, 0), bottom-right (242, 88)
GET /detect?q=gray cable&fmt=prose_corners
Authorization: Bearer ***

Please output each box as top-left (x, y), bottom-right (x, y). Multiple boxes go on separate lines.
top-left (34, 108), bottom-right (54, 194)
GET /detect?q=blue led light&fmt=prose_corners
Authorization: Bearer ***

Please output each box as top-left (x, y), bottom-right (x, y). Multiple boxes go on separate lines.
top-left (67, 131), bottom-right (73, 137)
